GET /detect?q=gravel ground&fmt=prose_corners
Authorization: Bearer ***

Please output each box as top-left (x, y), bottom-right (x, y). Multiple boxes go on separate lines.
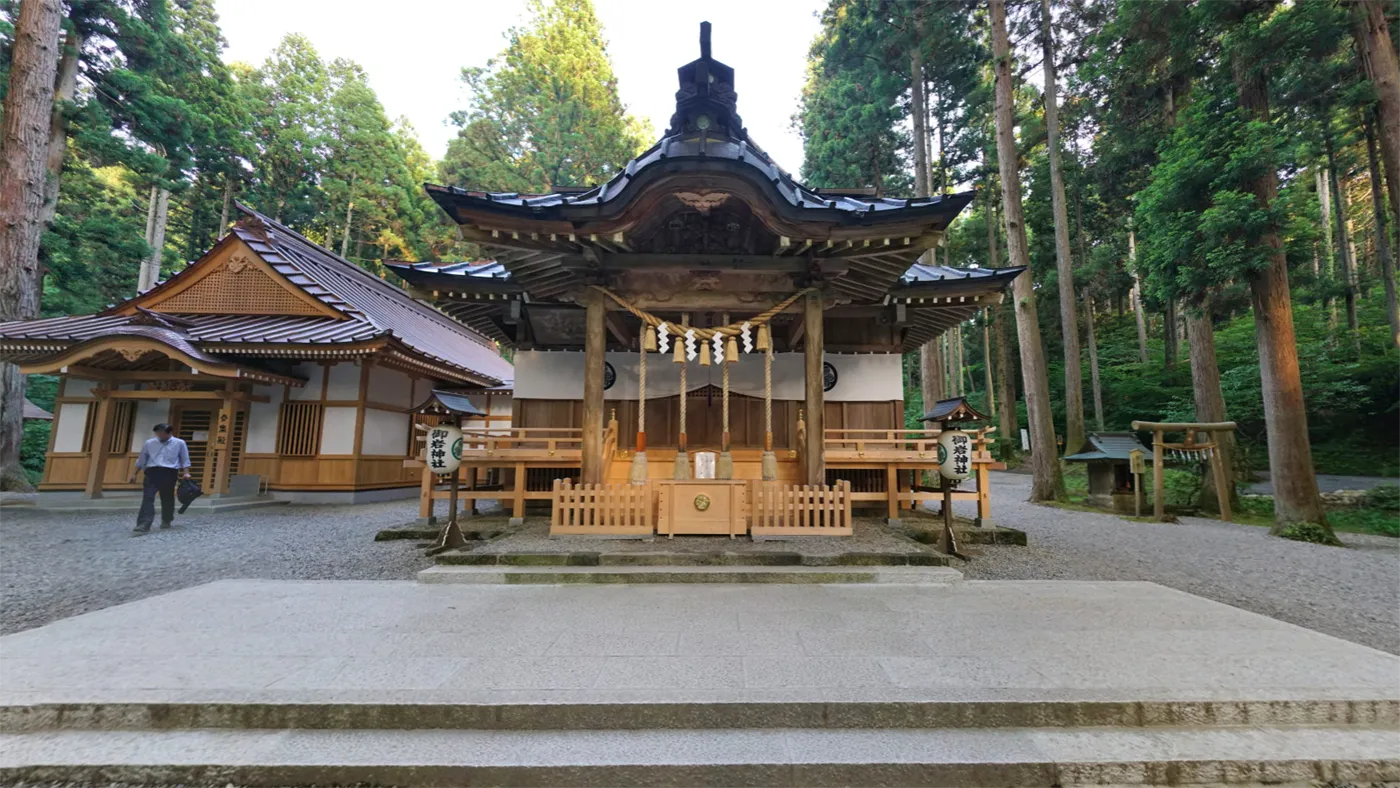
top-left (2, 475), bottom-right (1397, 655)
top-left (952, 472), bottom-right (1400, 655)
top-left (0, 501), bottom-right (430, 636)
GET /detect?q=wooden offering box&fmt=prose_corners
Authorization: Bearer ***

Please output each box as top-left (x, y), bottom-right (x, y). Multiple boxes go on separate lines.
top-left (655, 480), bottom-right (749, 537)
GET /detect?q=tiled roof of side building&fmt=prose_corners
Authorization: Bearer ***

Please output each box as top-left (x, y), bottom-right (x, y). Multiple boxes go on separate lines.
top-left (0, 206), bottom-right (513, 387)
top-left (225, 205), bottom-right (513, 385)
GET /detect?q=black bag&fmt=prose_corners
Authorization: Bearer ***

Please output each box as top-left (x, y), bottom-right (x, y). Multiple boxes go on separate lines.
top-left (177, 478), bottom-right (204, 513)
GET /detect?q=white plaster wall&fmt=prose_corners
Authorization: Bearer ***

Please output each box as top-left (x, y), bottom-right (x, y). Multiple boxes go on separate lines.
top-left (289, 364), bottom-right (324, 401)
top-left (361, 409), bottom-right (410, 455)
top-left (319, 407), bottom-right (358, 455)
top-left (53, 403), bottom-right (89, 452)
top-left (367, 366), bottom-right (413, 408)
top-left (325, 362), bottom-right (362, 401)
top-left (253, 384), bottom-right (284, 404)
top-left (412, 377), bottom-right (434, 404)
top-left (246, 401), bottom-right (280, 454)
top-left (512, 351), bottom-right (902, 402)
top-left (131, 400), bottom-right (171, 450)
top-left (64, 378), bottom-right (96, 397)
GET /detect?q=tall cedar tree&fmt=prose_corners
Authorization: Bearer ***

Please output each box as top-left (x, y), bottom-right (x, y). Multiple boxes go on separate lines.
top-left (1040, 0), bottom-right (1085, 456)
top-left (990, 0), bottom-right (1065, 501)
top-left (0, 0), bottom-right (63, 491)
top-left (441, 0), bottom-right (650, 193)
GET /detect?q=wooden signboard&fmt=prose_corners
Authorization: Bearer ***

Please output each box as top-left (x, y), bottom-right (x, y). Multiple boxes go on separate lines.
top-left (655, 479), bottom-right (748, 537)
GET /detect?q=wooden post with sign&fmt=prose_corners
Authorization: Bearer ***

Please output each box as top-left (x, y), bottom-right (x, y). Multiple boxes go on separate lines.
top-left (1129, 448), bottom-right (1145, 517)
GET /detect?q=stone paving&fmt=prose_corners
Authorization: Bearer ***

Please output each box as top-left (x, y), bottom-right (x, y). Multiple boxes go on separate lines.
top-left (1, 579), bottom-right (1396, 706)
top-left (955, 472), bottom-right (1400, 655)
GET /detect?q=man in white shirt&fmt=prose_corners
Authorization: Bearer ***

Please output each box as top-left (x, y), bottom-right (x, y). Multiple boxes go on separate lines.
top-left (129, 423), bottom-right (192, 534)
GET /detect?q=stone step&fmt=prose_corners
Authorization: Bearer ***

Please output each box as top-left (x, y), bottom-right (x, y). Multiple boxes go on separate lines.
top-left (36, 494), bottom-right (285, 514)
top-left (4, 697), bottom-right (1395, 733)
top-left (417, 564), bottom-right (965, 585)
top-left (435, 549), bottom-right (951, 567)
top-left (1, 725), bottom-right (1395, 786)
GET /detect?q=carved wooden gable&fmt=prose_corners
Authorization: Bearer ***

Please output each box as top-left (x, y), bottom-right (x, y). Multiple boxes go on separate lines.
top-left (133, 239), bottom-right (341, 318)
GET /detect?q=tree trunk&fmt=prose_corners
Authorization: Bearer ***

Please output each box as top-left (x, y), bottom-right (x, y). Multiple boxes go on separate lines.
top-left (983, 196), bottom-right (999, 415)
top-left (220, 174), bottom-right (234, 233)
top-left (144, 184), bottom-right (159, 248)
top-left (1351, 0), bottom-right (1400, 242)
top-left (1040, 0), bottom-right (1085, 456)
top-left (39, 26), bottom-right (83, 229)
top-left (1326, 132), bottom-right (1360, 347)
top-left (139, 187), bottom-right (171, 292)
top-left (992, 0), bottom-right (1064, 501)
top-left (1186, 303), bottom-right (1237, 515)
top-left (1233, 54), bottom-right (1330, 533)
top-left (1129, 229), bottom-right (1149, 362)
top-left (1163, 299), bottom-right (1178, 370)
top-left (1366, 112), bottom-right (1399, 347)
top-left (1084, 290), bottom-right (1105, 431)
top-left (920, 341), bottom-right (944, 414)
top-left (911, 34), bottom-right (929, 200)
top-left (340, 200), bottom-right (354, 259)
top-left (0, 0), bottom-right (63, 492)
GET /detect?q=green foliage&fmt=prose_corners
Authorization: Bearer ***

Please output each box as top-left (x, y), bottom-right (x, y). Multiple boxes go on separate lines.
top-left (1276, 521), bottom-right (1343, 546)
top-left (440, 0), bottom-right (651, 193)
top-left (1363, 485), bottom-right (1400, 512)
top-left (1327, 508), bottom-right (1400, 538)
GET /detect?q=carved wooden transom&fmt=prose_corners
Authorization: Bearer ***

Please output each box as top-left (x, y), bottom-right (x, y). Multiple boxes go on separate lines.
top-left (631, 196), bottom-right (779, 255)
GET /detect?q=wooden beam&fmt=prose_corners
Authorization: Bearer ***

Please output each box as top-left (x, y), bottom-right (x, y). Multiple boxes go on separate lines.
top-left (597, 253), bottom-right (810, 272)
top-left (804, 290), bottom-right (825, 486)
top-left (581, 289), bottom-right (606, 484)
top-left (604, 313), bottom-right (630, 348)
top-left (787, 316), bottom-right (806, 351)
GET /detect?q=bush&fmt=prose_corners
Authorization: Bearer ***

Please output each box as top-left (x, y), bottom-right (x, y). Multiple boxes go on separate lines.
top-left (1363, 484), bottom-right (1400, 512)
top-left (1276, 522), bottom-right (1343, 546)
top-left (1329, 508), bottom-right (1400, 538)
top-left (1238, 494), bottom-right (1274, 517)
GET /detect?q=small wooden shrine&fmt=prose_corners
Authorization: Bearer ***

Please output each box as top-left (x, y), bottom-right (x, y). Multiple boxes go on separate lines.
top-left (391, 24), bottom-right (1021, 536)
top-left (1065, 432), bottom-right (1151, 513)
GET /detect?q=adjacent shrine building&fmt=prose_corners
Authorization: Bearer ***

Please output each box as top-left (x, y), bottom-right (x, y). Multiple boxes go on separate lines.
top-left (0, 208), bottom-right (513, 503)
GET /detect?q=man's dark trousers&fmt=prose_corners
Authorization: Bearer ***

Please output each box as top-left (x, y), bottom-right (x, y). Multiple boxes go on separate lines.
top-left (136, 467), bottom-right (179, 532)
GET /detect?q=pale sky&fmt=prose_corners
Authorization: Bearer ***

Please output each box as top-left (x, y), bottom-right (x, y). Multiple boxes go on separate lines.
top-left (215, 0), bottom-right (826, 179)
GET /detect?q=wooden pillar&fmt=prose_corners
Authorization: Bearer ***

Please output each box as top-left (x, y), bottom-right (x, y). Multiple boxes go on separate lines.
top-left (83, 392), bottom-right (114, 499)
top-left (211, 385), bottom-right (238, 495)
top-left (511, 461), bottom-right (527, 523)
top-left (1152, 429), bottom-right (1165, 521)
top-left (418, 465), bottom-right (436, 523)
top-left (1209, 438), bottom-right (1232, 522)
top-left (803, 289), bottom-right (825, 486)
top-left (581, 289), bottom-right (606, 485)
top-left (885, 464), bottom-right (899, 522)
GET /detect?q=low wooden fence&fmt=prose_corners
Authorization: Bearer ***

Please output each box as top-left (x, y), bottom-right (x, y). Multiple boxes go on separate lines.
top-left (550, 479), bottom-right (654, 536)
top-left (750, 480), bottom-right (853, 537)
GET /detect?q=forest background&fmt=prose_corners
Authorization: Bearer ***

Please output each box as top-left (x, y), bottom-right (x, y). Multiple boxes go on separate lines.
top-left (2, 0), bottom-right (1396, 529)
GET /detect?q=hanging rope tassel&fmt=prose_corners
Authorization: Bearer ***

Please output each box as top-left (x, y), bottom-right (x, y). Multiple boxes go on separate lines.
top-left (629, 327), bottom-right (650, 484)
top-left (674, 313), bottom-right (691, 480)
top-left (760, 327), bottom-right (777, 481)
top-left (717, 313), bottom-right (734, 480)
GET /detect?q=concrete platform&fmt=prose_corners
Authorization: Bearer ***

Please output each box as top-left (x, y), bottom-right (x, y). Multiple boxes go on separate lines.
top-left (1, 579), bottom-right (1397, 785)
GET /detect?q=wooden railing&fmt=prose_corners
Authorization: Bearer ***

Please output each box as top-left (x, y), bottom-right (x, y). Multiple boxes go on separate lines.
top-left (458, 428), bottom-right (584, 460)
top-left (750, 480), bottom-right (852, 537)
top-left (823, 429), bottom-right (942, 460)
top-left (550, 479), bottom-right (654, 536)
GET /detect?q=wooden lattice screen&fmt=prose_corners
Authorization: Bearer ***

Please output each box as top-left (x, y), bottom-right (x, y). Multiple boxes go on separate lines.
top-left (156, 261), bottom-right (326, 316)
top-left (108, 401), bottom-right (137, 454)
top-left (276, 402), bottom-right (324, 457)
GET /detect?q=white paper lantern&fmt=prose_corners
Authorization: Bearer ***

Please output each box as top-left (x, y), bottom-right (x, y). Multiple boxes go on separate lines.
top-left (937, 430), bottom-right (973, 481)
top-left (426, 425), bottom-right (464, 475)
